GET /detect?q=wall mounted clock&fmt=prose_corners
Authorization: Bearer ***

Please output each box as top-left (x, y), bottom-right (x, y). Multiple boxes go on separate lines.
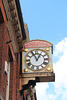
top-left (20, 40), bottom-right (55, 84)
top-left (24, 49), bottom-right (49, 71)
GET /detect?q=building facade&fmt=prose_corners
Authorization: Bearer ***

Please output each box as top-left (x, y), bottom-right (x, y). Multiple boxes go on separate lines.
top-left (0, 0), bottom-right (29, 100)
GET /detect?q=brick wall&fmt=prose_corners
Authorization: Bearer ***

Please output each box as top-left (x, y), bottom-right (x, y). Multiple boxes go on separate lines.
top-left (0, 0), bottom-right (21, 99)
top-left (0, 22), bottom-right (8, 100)
top-left (0, 20), bottom-right (20, 100)
top-left (0, 23), bottom-right (4, 90)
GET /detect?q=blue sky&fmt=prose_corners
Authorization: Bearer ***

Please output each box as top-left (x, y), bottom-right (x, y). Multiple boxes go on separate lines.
top-left (20, 0), bottom-right (67, 45)
top-left (20, 0), bottom-right (67, 100)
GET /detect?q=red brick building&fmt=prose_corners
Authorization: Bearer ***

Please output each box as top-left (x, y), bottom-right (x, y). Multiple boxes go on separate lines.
top-left (0, 0), bottom-right (29, 100)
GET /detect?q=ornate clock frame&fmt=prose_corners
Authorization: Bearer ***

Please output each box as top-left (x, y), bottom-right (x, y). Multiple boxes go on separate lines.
top-left (24, 49), bottom-right (50, 71)
top-left (19, 40), bottom-right (55, 87)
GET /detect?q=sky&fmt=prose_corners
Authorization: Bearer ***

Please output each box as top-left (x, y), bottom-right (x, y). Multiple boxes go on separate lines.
top-left (20, 0), bottom-right (67, 100)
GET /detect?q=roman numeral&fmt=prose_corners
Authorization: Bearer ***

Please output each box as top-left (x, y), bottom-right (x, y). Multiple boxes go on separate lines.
top-left (27, 63), bottom-right (31, 66)
top-left (43, 54), bottom-right (47, 56)
top-left (41, 65), bottom-right (43, 68)
top-left (36, 67), bottom-right (39, 69)
top-left (43, 62), bottom-right (48, 65)
top-left (31, 51), bottom-right (34, 55)
top-left (26, 59), bottom-right (30, 62)
top-left (31, 65), bottom-right (34, 69)
top-left (27, 55), bottom-right (31, 58)
top-left (39, 51), bottom-right (42, 55)
top-left (35, 50), bottom-right (38, 54)
top-left (44, 58), bottom-right (48, 60)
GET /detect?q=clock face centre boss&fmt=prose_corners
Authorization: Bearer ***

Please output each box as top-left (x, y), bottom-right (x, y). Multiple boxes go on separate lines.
top-left (24, 49), bottom-right (49, 71)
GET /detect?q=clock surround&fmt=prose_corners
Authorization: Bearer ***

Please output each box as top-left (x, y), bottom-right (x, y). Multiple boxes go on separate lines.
top-left (21, 40), bottom-right (55, 84)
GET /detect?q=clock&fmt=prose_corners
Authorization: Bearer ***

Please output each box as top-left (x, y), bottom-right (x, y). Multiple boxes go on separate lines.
top-left (24, 49), bottom-right (49, 71)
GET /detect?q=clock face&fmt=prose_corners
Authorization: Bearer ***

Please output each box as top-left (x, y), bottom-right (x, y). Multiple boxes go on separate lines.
top-left (24, 49), bottom-right (49, 71)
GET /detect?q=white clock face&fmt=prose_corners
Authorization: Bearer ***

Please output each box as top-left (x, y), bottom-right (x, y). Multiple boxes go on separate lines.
top-left (24, 49), bottom-right (49, 71)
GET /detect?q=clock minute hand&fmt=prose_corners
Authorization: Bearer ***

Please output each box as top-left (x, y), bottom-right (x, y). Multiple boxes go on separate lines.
top-left (31, 51), bottom-right (37, 61)
top-left (37, 54), bottom-right (41, 60)
top-left (37, 51), bottom-right (43, 60)
top-left (37, 52), bottom-right (42, 60)
top-left (38, 55), bottom-right (40, 59)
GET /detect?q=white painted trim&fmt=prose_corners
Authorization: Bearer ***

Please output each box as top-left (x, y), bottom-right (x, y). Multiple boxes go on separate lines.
top-left (4, 61), bottom-right (8, 74)
top-left (6, 62), bottom-right (10, 100)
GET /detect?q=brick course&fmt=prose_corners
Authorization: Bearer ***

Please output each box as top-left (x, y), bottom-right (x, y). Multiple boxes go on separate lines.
top-left (0, 22), bottom-right (20, 100)
top-left (0, 1), bottom-right (20, 100)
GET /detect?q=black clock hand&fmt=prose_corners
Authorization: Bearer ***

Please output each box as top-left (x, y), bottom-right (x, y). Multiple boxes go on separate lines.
top-left (35, 56), bottom-right (38, 61)
top-left (37, 53), bottom-right (42, 61)
top-left (38, 55), bottom-right (40, 59)
top-left (31, 51), bottom-right (37, 61)
top-left (36, 54), bottom-right (41, 61)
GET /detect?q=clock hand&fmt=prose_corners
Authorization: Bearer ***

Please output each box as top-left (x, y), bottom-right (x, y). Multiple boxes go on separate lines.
top-left (37, 51), bottom-right (42, 60)
top-left (37, 54), bottom-right (41, 61)
top-left (31, 51), bottom-right (38, 61)
top-left (35, 56), bottom-right (38, 61)
top-left (38, 55), bottom-right (40, 59)
top-left (37, 51), bottom-right (43, 60)
top-left (35, 55), bottom-right (40, 61)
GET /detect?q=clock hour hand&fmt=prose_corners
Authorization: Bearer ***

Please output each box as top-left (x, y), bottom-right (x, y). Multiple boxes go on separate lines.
top-left (34, 54), bottom-right (41, 61)
top-left (35, 56), bottom-right (38, 61)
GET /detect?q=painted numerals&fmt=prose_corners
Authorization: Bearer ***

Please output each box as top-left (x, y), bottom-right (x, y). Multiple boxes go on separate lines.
top-left (24, 49), bottom-right (49, 71)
